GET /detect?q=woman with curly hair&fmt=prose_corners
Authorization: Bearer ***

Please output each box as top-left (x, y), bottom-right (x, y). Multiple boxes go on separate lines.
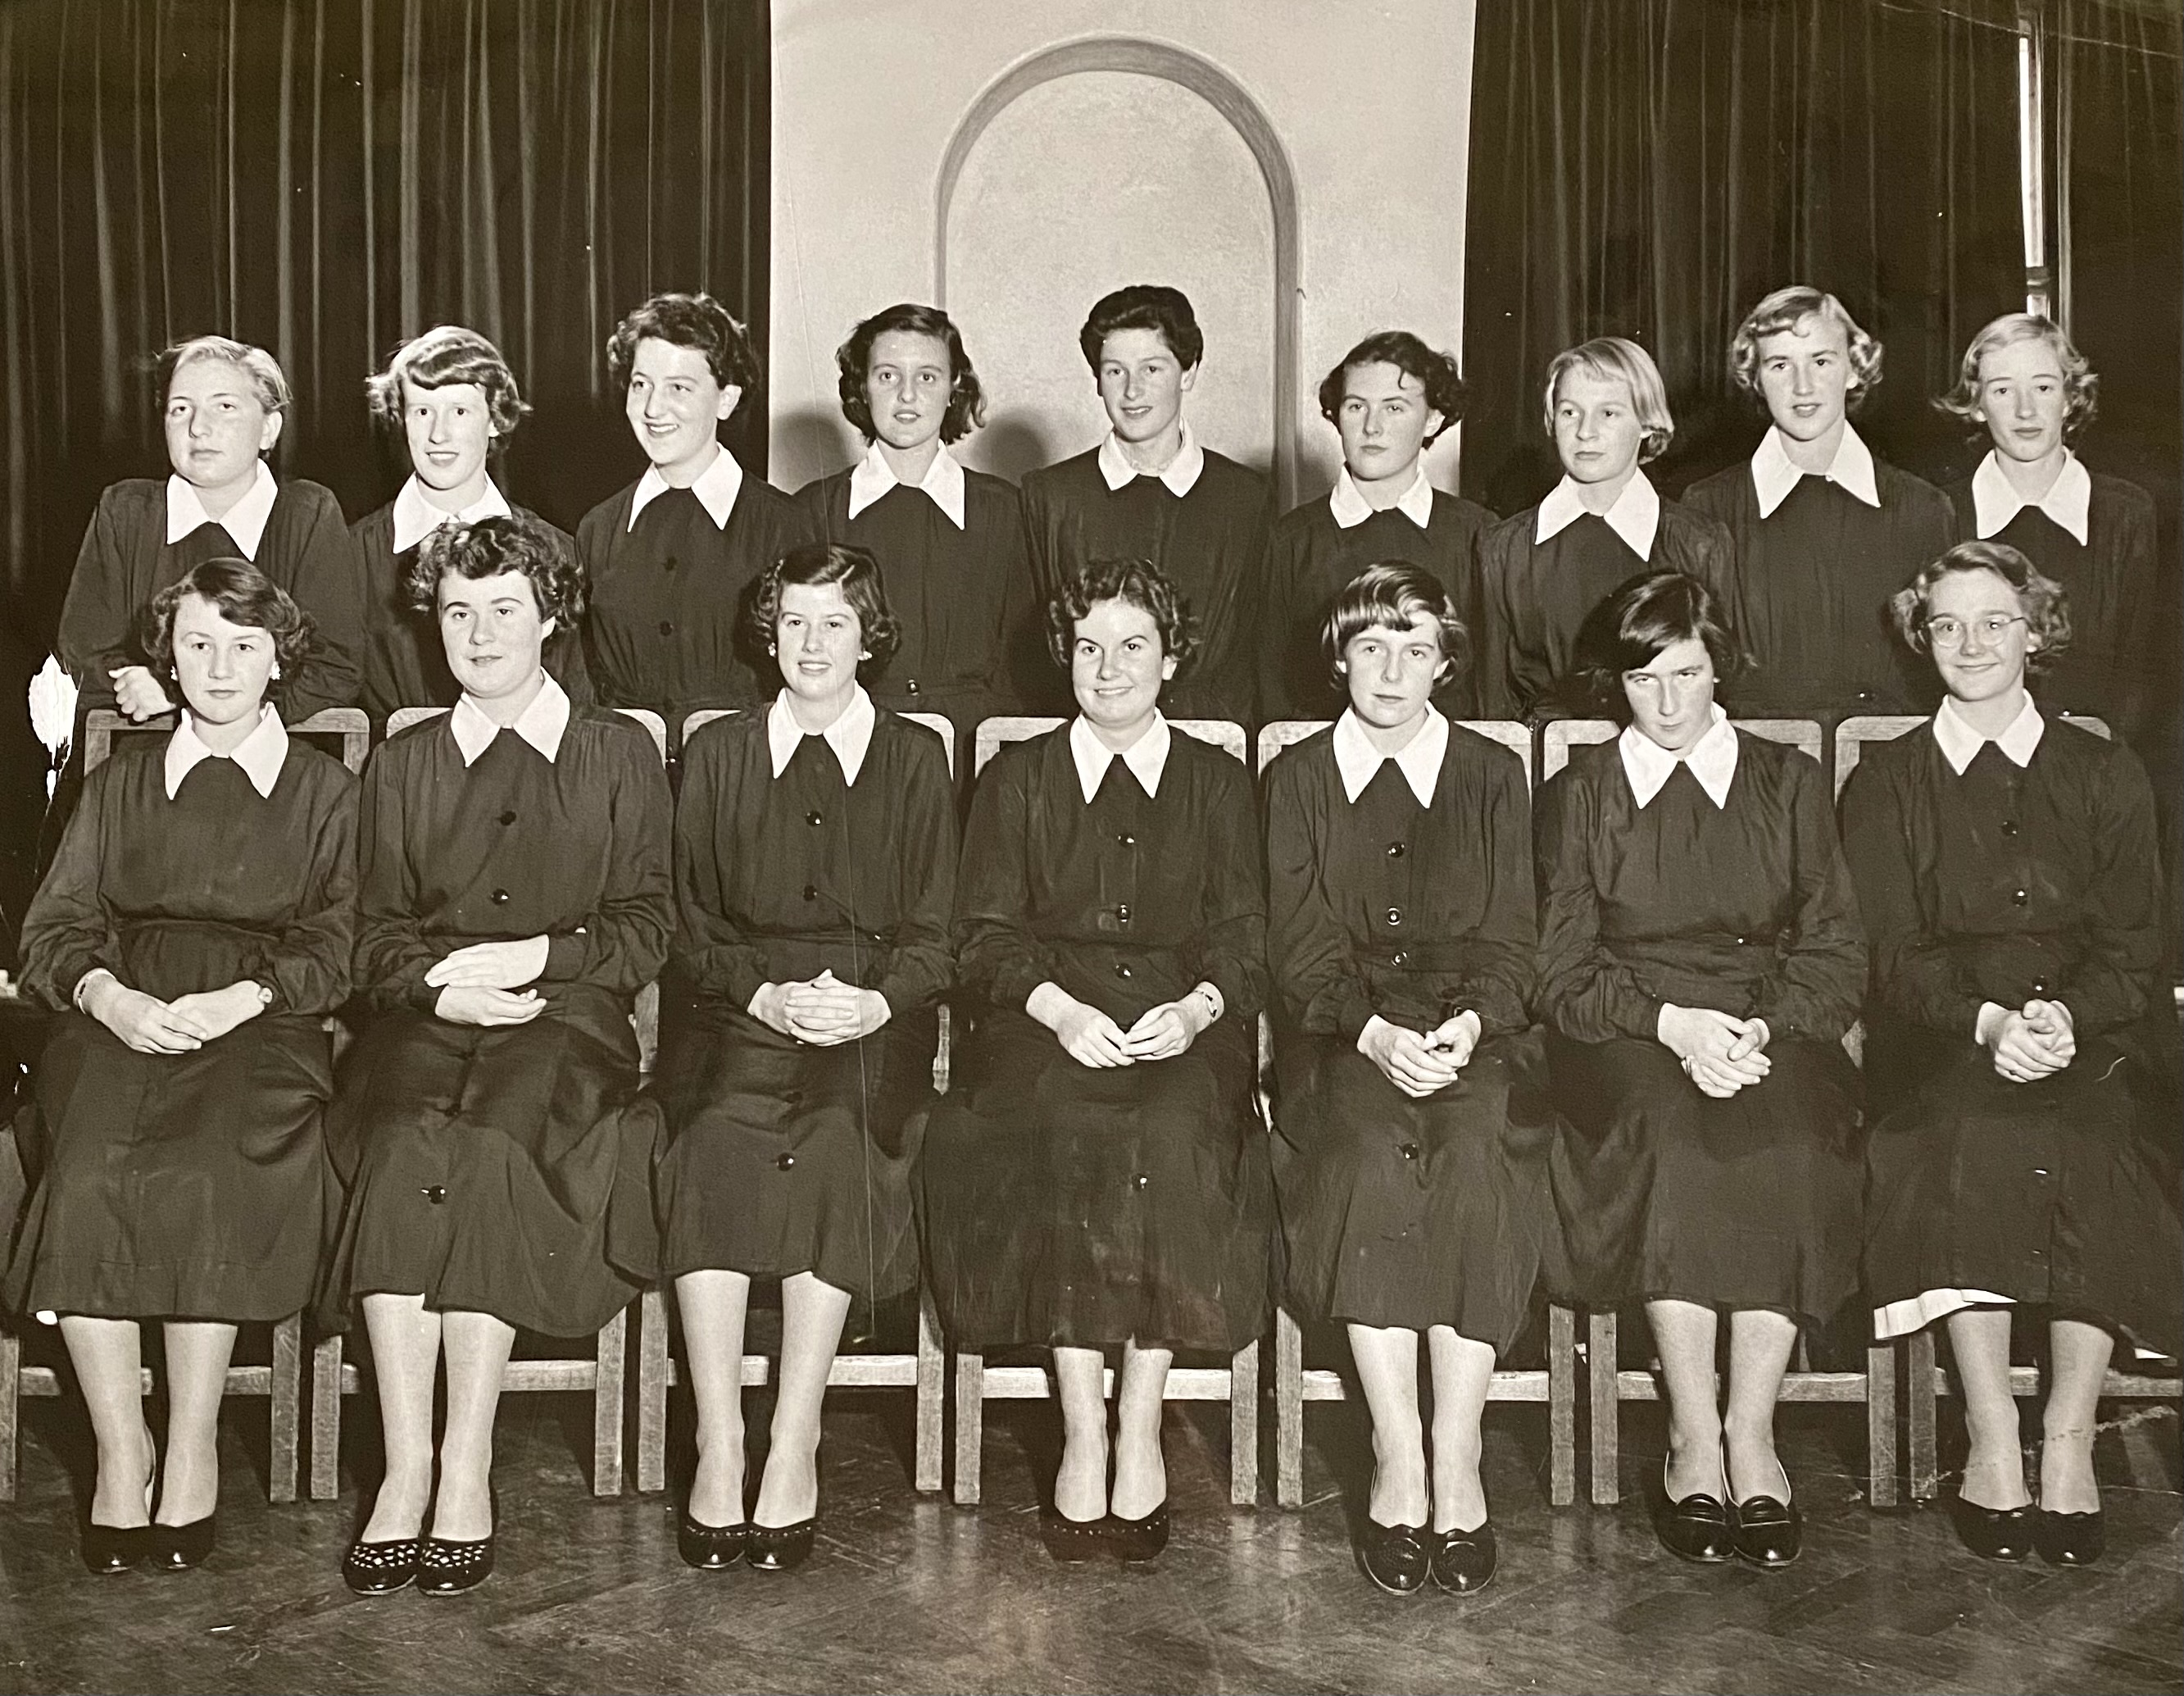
top-left (793, 304), bottom-right (1033, 751)
top-left (7, 559), bottom-right (357, 1575)
top-left (920, 558), bottom-right (1270, 1564)
top-left (654, 543), bottom-right (958, 1574)
top-left (326, 513), bottom-right (670, 1597)
top-left (1844, 540), bottom-right (2179, 1569)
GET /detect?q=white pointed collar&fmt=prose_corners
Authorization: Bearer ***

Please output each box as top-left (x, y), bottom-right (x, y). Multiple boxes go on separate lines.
top-left (628, 443), bottom-right (743, 531)
top-left (164, 702), bottom-right (288, 800)
top-left (1619, 703), bottom-right (1738, 809)
top-left (1069, 712), bottom-right (1172, 803)
top-left (1332, 706), bottom-right (1447, 807)
top-left (166, 462), bottom-right (279, 557)
top-left (1097, 422), bottom-right (1205, 497)
top-left (449, 670), bottom-right (571, 766)
top-left (766, 684), bottom-right (877, 784)
top-left (847, 442), bottom-right (966, 530)
top-left (391, 475), bottom-right (513, 555)
top-left (1328, 462), bottom-right (1434, 531)
top-left (1535, 468), bottom-right (1662, 557)
top-left (1932, 692), bottom-right (2045, 775)
top-left (1970, 450), bottom-right (2091, 546)
top-left (1750, 424), bottom-right (1880, 519)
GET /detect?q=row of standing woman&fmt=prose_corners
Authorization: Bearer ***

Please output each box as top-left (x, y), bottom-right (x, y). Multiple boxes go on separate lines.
top-left (10, 506), bottom-right (2176, 1603)
top-left (54, 281), bottom-right (2165, 762)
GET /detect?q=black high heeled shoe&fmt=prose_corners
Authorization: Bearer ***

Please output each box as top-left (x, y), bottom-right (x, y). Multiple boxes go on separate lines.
top-left (746, 1517), bottom-right (817, 1573)
top-left (1038, 1504), bottom-right (1108, 1565)
top-left (1107, 1501), bottom-right (1170, 1565)
top-left (1727, 1447), bottom-right (1800, 1569)
top-left (1949, 1492), bottom-right (2034, 1562)
top-left (2034, 1507), bottom-right (2105, 1568)
top-left (1654, 1462), bottom-right (1735, 1564)
top-left (1358, 1519), bottom-right (1431, 1594)
top-left (418, 1524), bottom-right (496, 1597)
top-left (79, 1520), bottom-right (153, 1577)
top-left (1430, 1521), bottom-right (1496, 1594)
top-left (342, 1536), bottom-right (423, 1595)
top-left (148, 1515), bottom-right (217, 1573)
top-left (676, 1509), bottom-right (750, 1571)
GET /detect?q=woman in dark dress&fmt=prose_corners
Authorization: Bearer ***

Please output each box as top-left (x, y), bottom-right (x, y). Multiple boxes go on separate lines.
top-left (1019, 286), bottom-right (1269, 724)
top-left (1260, 333), bottom-right (1494, 721)
top-left (794, 304), bottom-right (1032, 753)
top-left (574, 293), bottom-right (805, 743)
top-left (7, 561), bottom-right (356, 1574)
top-left (1265, 565), bottom-right (1554, 1597)
top-left (354, 325), bottom-right (589, 726)
top-left (1475, 338), bottom-right (1731, 721)
top-left (327, 515), bottom-right (671, 1598)
top-left (1683, 286), bottom-right (1955, 717)
top-left (921, 559), bottom-right (1270, 1562)
top-left (656, 543), bottom-right (957, 1574)
top-left (1537, 571), bottom-right (1865, 1570)
top-left (58, 335), bottom-right (364, 724)
top-left (1844, 541), bottom-right (2180, 1569)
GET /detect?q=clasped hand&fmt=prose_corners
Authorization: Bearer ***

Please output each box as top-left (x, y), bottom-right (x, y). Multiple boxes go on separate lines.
top-left (1987, 998), bottom-right (2075, 1084)
top-left (89, 976), bottom-right (263, 1053)
top-left (1658, 1003), bottom-right (1771, 1098)
top-left (1360, 1014), bottom-right (1478, 1098)
top-left (109, 664), bottom-right (175, 721)
top-left (429, 934), bottom-right (551, 1026)
top-left (1051, 994), bottom-right (1209, 1068)
top-left (752, 970), bottom-right (891, 1046)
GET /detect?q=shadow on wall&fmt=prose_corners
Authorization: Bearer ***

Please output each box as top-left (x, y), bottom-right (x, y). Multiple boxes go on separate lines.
top-left (963, 413), bottom-right (1061, 485)
top-left (773, 409), bottom-right (862, 491)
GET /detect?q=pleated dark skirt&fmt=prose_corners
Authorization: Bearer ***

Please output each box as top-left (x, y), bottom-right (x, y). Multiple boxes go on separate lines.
top-left (1548, 1032), bottom-right (1863, 1328)
top-left (653, 996), bottom-right (936, 1301)
top-left (322, 984), bottom-right (658, 1337)
top-left (4, 1012), bottom-right (335, 1323)
top-left (918, 1008), bottom-right (1274, 1352)
top-left (1274, 1029), bottom-right (1556, 1350)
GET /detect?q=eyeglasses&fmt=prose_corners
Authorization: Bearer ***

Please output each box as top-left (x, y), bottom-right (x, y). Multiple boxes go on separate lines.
top-left (1925, 613), bottom-right (2027, 650)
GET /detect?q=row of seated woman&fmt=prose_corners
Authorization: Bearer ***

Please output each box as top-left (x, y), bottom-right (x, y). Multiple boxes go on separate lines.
top-left (6, 516), bottom-right (2176, 1607)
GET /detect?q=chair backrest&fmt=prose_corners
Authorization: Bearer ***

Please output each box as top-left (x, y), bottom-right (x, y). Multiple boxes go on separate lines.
top-left (1833, 711), bottom-right (2110, 799)
top-left (974, 716), bottom-right (1246, 777)
top-left (1540, 719), bottom-right (1618, 780)
top-left (1732, 717), bottom-right (1825, 764)
top-left (388, 704), bottom-right (668, 767)
top-left (1256, 719), bottom-right (1327, 773)
top-left (1255, 717), bottom-right (1534, 791)
top-left (682, 706), bottom-right (956, 779)
top-left (84, 706), bottom-right (370, 775)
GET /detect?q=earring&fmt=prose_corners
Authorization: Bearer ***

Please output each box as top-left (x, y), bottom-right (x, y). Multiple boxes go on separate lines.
top-left (270, 659), bottom-right (284, 680)
top-left (768, 644), bottom-right (778, 657)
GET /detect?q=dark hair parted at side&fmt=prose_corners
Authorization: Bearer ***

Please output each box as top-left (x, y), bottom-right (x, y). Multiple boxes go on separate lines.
top-left (138, 557), bottom-right (316, 700)
top-left (835, 303), bottom-right (988, 444)
top-left (1889, 539), bottom-right (2070, 671)
top-left (1322, 562), bottom-right (1470, 691)
top-left (748, 542), bottom-right (902, 675)
top-left (1574, 570), bottom-right (1746, 712)
top-left (404, 512), bottom-right (588, 628)
top-left (366, 324), bottom-right (530, 439)
top-left (1078, 284), bottom-right (1204, 375)
top-left (606, 291), bottom-right (761, 398)
top-left (1316, 331), bottom-right (1467, 445)
top-left (1045, 558), bottom-right (1200, 672)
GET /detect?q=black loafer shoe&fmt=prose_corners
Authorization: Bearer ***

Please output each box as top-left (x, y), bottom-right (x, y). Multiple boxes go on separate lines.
top-left (1430, 1522), bottom-right (1496, 1594)
top-left (342, 1536), bottom-right (422, 1595)
top-left (1655, 1480), bottom-right (1735, 1565)
top-left (1359, 1519), bottom-right (1430, 1594)
top-left (148, 1515), bottom-right (217, 1573)
top-left (2034, 1507), bottom-right (2105, 1568)
top-left (1950, 1494), bottom-right (2034, 1562)
top-left (676, 1511), bottom-right (749, 1571)
top-left (1038, 1505), bottom-right (1108, 1565)
top-left (1731, 1494), bottom-right (1800, 1568)
top-left (1108, 1502), bottom-right (1170, 1565)
top-left (417, 1534), bottom-right (496, 1596)
top-left (80, 1521), bottom-right (152, 1577)
top-left (747, 1518), bottom-right (817, 1572)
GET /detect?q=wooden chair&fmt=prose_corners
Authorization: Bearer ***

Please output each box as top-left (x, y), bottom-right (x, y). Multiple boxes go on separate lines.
top-left (629, 707), bottom-right (958, 1498)
top-left (1, 707), bottom-right (369, 1505)
top-left (944, 716), bottom-right (1260, 1507)
top-left (308, 705), bottom-right (667, 1500)
top-left (1252, 718), bottom-right (1582, 1508)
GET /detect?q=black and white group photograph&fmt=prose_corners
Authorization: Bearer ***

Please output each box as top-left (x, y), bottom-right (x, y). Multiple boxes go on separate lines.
top-left (0, 1), bottom-right (2177, 1691)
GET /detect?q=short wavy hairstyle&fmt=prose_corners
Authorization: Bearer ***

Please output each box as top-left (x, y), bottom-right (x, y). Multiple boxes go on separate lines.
top-left (1933, 312), bottom-right (2099, 437)
top-left (404, 512), bottom-right (588, 629)
top-left (158, 334), bottom-right (293, 417)
top-left (606, 291), bottom-right (761, 399)
top-left (747, 542), bottom-right (902, 677)
top-left (1317, 330), bottom-right (1468, 446)
top-left (138, 557), bottom-right (316, 703)
top-left (1542, 336), bottom-right (1676, 463)
top-left (835, 302), bottom-right (987, 445)
top-left (1045, 557), bottom-right (1200, 673)
top-left (1078, 284), bottom-right (1204, 375)
top-left (1888, 539), bottom-right (2069, 673)
top-left (1322, 562), bottom-right (1470, 692)
top-left (1728, 285), bottom-right (1884, 413)
top-left (1574, 570), bottom-right (1746, 715)
top-left (366, 324), bottom-right (530, 439)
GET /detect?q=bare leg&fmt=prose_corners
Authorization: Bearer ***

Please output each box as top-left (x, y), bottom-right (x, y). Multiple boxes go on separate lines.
top-left (2038, 1317), bottom-right (2114, 1516)
top-left (1051, 1345), bottom-right (1109, 1522)
top-left (755, 1271), bottom-right (851, 1527)
top-left (1723, 1308), bottom-right (1797, 1502)
top-left (156, 1321), bottom-right (238, 1525)
top-left (360, 1294), bottom-right (442, 1542)
top-left (1347, 1324), bottom-right (1426, 1526)
top-left (1426, 1325), bottom-right (1496, 1533)
top-left (675, 1270), bottom-right (752, 1527)
top-left (57, 1316), bottom-right (154, 1528)
top-left (431, 1310), bottom-right (515, 1542)
top-left (1110, 1340), bottom-right (1172, 1521)
top-left (1646, 1298), bottom-right (1725, 1500)
top-left (1946, 1307), bottom-right (2029, 1510)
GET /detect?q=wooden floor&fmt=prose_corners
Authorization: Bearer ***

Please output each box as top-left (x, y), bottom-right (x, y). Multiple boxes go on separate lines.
top-left (0, 1386), bottom-right (2177, 1695)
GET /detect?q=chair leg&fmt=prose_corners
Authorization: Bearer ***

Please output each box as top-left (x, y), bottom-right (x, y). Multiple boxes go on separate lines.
top-left (637, 1289), bottom-right (670, 1496)
top-left (914, 1288), bottom-right (945, 1494)
top-left (1865, 1341), bottom-right (1898, 1509)
top-left (951, 1350), bottom-right (984, 1507)
top-left (1228, 1339), bottom-right (1259, 1507)
top-left (1548, 1303), bottom-right (1576, 1508)
top-left (268, 1314), bottom-right (302, 1503)
top-left (1587, 1310), bottom-right (1620, 1507)
top-left (1, 1326), bottom-right (19, 1503)
top-left (1907, 1330), bottom-right (1939, 1502)
top-left (310, 1332), bottom-right (344, 1502)
top-left (1274, 1308), bottom-right (1305, 1509)
top-left (593, 1307), bottom-right (627, 1498)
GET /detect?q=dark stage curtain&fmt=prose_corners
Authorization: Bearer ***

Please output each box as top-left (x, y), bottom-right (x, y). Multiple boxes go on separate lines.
top-left (0, 0), bottom-right (769, 958)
